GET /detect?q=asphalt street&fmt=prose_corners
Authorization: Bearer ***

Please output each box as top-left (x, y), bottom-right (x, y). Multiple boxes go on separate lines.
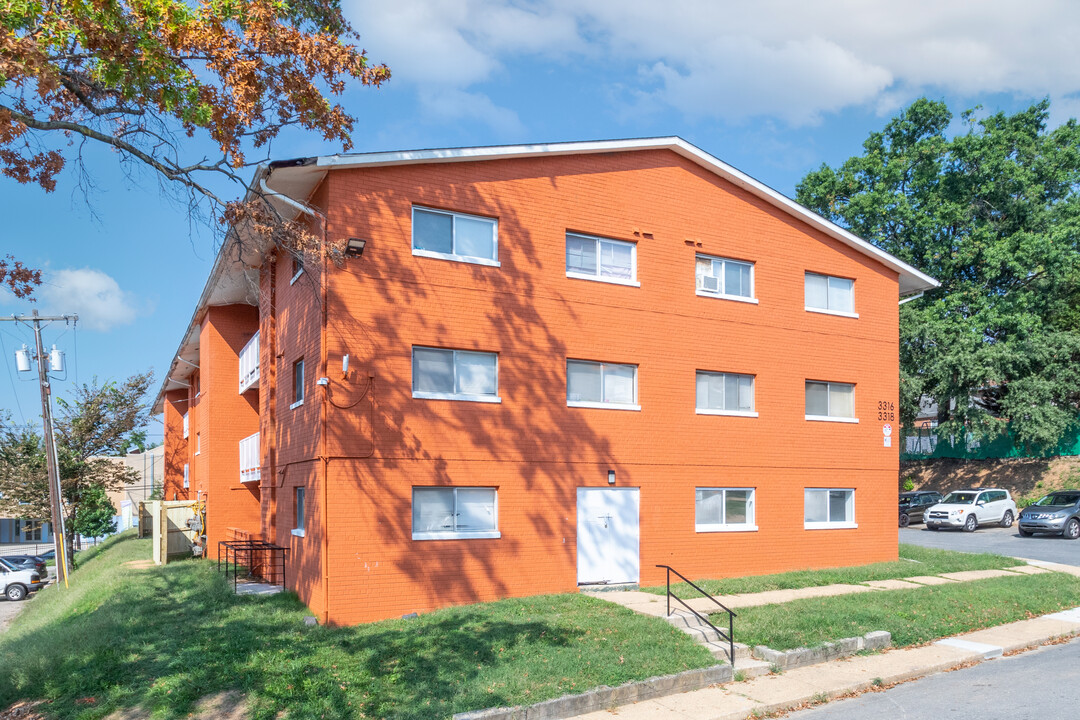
top-left (901, 523), bottom-right (1080, 566)
top-left (787, 634), bottom-right (1080, 719)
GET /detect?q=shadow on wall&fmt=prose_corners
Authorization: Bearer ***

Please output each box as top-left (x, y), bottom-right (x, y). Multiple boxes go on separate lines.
top-left (310, 165), bottom-right (633, 612)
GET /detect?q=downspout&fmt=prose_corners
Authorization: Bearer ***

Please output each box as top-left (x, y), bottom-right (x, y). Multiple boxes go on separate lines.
top-left (898, 291), bottom-right (924, 306)
top-left (260, 170), bottom-right (331, 625)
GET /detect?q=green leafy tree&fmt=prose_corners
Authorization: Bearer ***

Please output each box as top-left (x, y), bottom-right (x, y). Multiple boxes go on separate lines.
top-left (0, 372), bottom-right (151, 569)
top-left (797, 99), bottom-right (1080, 450)
top-left (70, 486), bottom-right (117, 539)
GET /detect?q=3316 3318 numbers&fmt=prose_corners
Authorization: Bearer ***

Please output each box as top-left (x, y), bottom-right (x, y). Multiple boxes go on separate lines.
top-left (877, 400), bottom-right (895, 422)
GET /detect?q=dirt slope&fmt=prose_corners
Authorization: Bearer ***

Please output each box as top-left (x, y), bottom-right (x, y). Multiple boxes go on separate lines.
top-left (901, 456), bottom-right (1080, 501)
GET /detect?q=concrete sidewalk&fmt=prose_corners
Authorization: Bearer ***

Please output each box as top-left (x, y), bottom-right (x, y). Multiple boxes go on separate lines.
top-left (574, 610), bottom-right (1080, 720)
top-left (585, 565), bottom-right (1046, 618)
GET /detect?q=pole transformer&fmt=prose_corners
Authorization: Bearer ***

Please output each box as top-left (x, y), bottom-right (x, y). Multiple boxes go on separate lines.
top-left (2, 310), bottom-right (77, 587)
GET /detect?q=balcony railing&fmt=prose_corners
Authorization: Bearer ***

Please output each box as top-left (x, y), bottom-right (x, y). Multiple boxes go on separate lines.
top-left (239, 331), bottom-right (260, 393)
top-left (239, 432), bottom-right (260, 484)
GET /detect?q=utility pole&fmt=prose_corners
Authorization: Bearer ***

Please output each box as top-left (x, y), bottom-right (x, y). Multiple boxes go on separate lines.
top-left (3, 310), bottom-right (77, 587)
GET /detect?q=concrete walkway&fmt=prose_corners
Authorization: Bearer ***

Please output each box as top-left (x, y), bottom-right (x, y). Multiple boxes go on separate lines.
top-left (573, 608), bottom-right (1080, 720)
top-left (584, 565), bottom-right (1047, 618)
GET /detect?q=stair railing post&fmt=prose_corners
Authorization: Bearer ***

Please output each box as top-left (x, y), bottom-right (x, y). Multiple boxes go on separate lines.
top-left (729, 611), bottom-right (734, 666)
top-left (666, 567), bottom-right (671, 617)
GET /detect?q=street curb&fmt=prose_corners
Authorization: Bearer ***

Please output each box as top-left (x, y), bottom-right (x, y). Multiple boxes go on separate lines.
top-left (451, 664), bottom-right (733, 720)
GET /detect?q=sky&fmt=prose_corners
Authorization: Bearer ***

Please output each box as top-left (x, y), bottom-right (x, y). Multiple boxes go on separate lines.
top-left (2, 0), bottom-right (1080, 444)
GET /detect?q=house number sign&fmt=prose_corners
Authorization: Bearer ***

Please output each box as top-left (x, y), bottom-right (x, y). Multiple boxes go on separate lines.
top-left (877, 401), bottom-right (895, 422)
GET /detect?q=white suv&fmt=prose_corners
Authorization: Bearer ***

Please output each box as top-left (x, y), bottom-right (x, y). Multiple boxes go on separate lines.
top-left (0, 556), bottom-right (46, 601)
top-left (925, 489), bottom-right (1017, 532)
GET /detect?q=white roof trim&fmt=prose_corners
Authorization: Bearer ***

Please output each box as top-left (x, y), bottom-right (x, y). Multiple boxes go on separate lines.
top-left (313, 137), bottom-right (938, 293)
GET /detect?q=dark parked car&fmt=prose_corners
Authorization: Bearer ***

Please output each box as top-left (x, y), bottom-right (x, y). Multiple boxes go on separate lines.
top-left (1, 555), bottom-right (48, 577)
top-left (1018, 491), bottom-right (1080, 539)
top-left (899, 491), bottom-right (943, 527)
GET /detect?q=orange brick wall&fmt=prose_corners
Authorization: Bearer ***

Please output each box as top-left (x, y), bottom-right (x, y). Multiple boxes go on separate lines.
top-left (197, 305), bottom-right (262, 552)
top-left (259, 149), bottom-right (904, 624)
top-left (162, 389), bottom-right (189, 500)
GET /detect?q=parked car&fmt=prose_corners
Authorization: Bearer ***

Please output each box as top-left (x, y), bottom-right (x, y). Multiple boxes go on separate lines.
top-left (899, 491), bottom-right (943, 527)
top-left (35, 549), bottom-right (55, 561)
top-left (0, 557), bottom-right (46, 601)
top-left (1, 555), bottom-right (47, 576)
top-left (925, 489), bottom-right (1017, 532)
top-left (1017, 491), bottom-right (1080, 539)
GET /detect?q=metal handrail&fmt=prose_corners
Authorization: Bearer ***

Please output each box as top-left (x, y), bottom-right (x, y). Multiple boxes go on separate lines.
top-left (656, 564), bottom-right (737, 665)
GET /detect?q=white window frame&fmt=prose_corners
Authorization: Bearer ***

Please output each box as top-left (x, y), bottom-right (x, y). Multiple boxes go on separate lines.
top-left (182, 412), bottom-right (189, 439)
top-left (695, 255), bottom-right (757, 304)
top-left (290, 256), bottom-right (304, 285)
top-left (194, 432), bottom-right (200, 455)
top-left (695, 488), bottom-right (757, 532)
top-left (411, 206), bottom-right (500, 267)
top-left (566, 359), bottom-right (640, 411)
top-left (183, 463), bottom-right (190, 489)
top-left (412, 487), bottom-right (500, 540)
top-left (805, 380), bottom-right (859, 423)
top-left (805, 272), bottom-right (858, 318)
top-left (695, 371), bottom-right (758, 417)
top-left (412, 347), bottom-right (501, 403)
top-left (804, 488), bottom-right (857, 530)
top-left (291, 358), bottom-right (305, 410)
top-left (292, 487), bottom-right (306, 537)
top-left (565, 233), bottom-right (640, 287)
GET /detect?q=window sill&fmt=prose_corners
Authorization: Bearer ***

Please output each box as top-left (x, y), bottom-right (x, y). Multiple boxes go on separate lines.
top-left (805, 415), bottom-right (859, 423)
top-left (413, 391), bottom-right (502, 404)
top-left (804, 522), bottom-right (858, 531)
top-left (565, 271), bottom-right (640, 288)
top-left (567, 400), bottom-right (641, 411)
top-left (290, 399), bottom-right (304, 410)
top-left (805, 307), bottom-right (859, 319)
top-left (291, 528), bottom-right (305, 537)
top-left (696, 409), bottom-right (758, 418)
top-left (290, 269), bottom-right (304, 285)
top-left (696, 525), bottom-right (758, 533)
top-left (696, 290), bottom-right (758, 304)
top-left (194, 451), bottom-right (201, 456)
top-left (412, 531), bottom-right (501, 541)
top-left (413, 249), bottom-right (500, 267)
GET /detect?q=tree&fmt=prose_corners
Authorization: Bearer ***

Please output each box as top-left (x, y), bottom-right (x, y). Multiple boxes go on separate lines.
top-left (0, 372), bottom-right (151, 568)
top-left (1, 0), bottom-right (390, 258)
top-left (70, 486), bottom-right (118, 540)
top-left (0, 255), bottom-right (41, 298)
top-left (797, 99), bottom-right (1080, 450)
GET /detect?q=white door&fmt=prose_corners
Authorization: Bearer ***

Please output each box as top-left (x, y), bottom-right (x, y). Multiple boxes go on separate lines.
top-left (577, 488), bottom-right (640, 585)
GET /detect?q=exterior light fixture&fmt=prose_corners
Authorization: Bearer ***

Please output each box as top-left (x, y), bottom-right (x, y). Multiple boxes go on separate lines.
top-left (344, 237), bottom-right (367, 257)
top-left (608, 470), bottom-right (616, 485)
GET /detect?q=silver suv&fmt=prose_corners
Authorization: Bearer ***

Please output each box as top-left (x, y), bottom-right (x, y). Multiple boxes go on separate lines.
top-left (1018, 491), bottom-right (1080, 539)
top-left (925, 489), bottom-right (1017, 532)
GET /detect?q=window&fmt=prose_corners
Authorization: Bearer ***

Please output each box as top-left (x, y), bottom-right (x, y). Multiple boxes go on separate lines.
top-left (695, 488), bottom-right (756, 532)
top-left (290, 255), bottom-right (303, 284)
top-left (696, 372), bottom-right (756, 416)
top-left (412, 207), bottom-right (498, 266)
top-left (412, 347), bottom-right (500, 403)
top-left (194, 433), bottom-right (201, 455)
top-left (696, 255), bottom-right (755, 302)
top-left (293, 487), bottom-right (305, 536)
top-left (567, 360), bottom-right (639, 410)
top-left (291, 358), bottom-right (304, 409)
top-left (805, 273), bottom-right (856, 316)
top-left (412, 487), bottom-right (499, 540)
top-left (183, 463), bottom-right (190, 489)
top-left (805, 488), bottom-right (855, 529)
top-left (805, 381), bottom-right (857, 422)
top-left (182, 412), bottom-right (189, 439)
top-left (565, 233), bottom-right (638, 286)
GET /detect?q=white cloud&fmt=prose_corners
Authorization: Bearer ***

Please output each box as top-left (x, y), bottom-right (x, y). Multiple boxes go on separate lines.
top-left (346, 0), bottom-right (1080, 126)
top-left (417, 88), bottom-right (525, 136)
top-left (37, 268), bottom-right (139, 331)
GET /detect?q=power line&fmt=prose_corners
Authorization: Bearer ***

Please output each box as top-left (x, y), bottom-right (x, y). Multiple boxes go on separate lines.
top-left (0, 331), bottom-right (26, 424)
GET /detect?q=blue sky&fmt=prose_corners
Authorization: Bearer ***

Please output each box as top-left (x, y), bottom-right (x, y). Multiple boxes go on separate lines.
top-left (3, 0), bottom-right (1080, 443)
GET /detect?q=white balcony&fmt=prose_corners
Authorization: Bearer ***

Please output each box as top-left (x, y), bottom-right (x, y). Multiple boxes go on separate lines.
top-left (239, 432), bottom-right (260, 484)
top-left (239, 331), bottom-right (260, 393)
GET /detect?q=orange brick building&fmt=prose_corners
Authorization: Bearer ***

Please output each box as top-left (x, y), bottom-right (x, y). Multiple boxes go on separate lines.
top-left (153, 139), bottom-right (937, 625)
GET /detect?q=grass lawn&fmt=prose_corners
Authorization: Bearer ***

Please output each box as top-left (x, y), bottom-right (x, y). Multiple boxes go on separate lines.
top-left (642, 544), bottom-right (1022, 598)
top-left (0, 533), bottom-right (713, 720)
top-left (725, 572), bottom-right (1080, 651)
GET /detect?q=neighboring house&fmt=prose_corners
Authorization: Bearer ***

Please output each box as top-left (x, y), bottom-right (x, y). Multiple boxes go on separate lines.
top-left (0, 518), bottom-right (52, 545)
top-left (152, 138), bottom-right (938, 625)
top-left (97, 446), bottom-right (165, 531)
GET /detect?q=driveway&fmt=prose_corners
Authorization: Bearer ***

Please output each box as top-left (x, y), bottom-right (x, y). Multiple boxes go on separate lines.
top-left (901, 523), bottom-right (1080, 566)
top-left (0, 594), bottom-right (30, 632)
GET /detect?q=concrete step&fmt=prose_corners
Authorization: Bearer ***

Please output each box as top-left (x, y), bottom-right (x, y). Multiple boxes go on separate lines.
top-left (729, 656), bottom-right (772, 679)
top-left (701, 639), bottom-right (753, 660)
